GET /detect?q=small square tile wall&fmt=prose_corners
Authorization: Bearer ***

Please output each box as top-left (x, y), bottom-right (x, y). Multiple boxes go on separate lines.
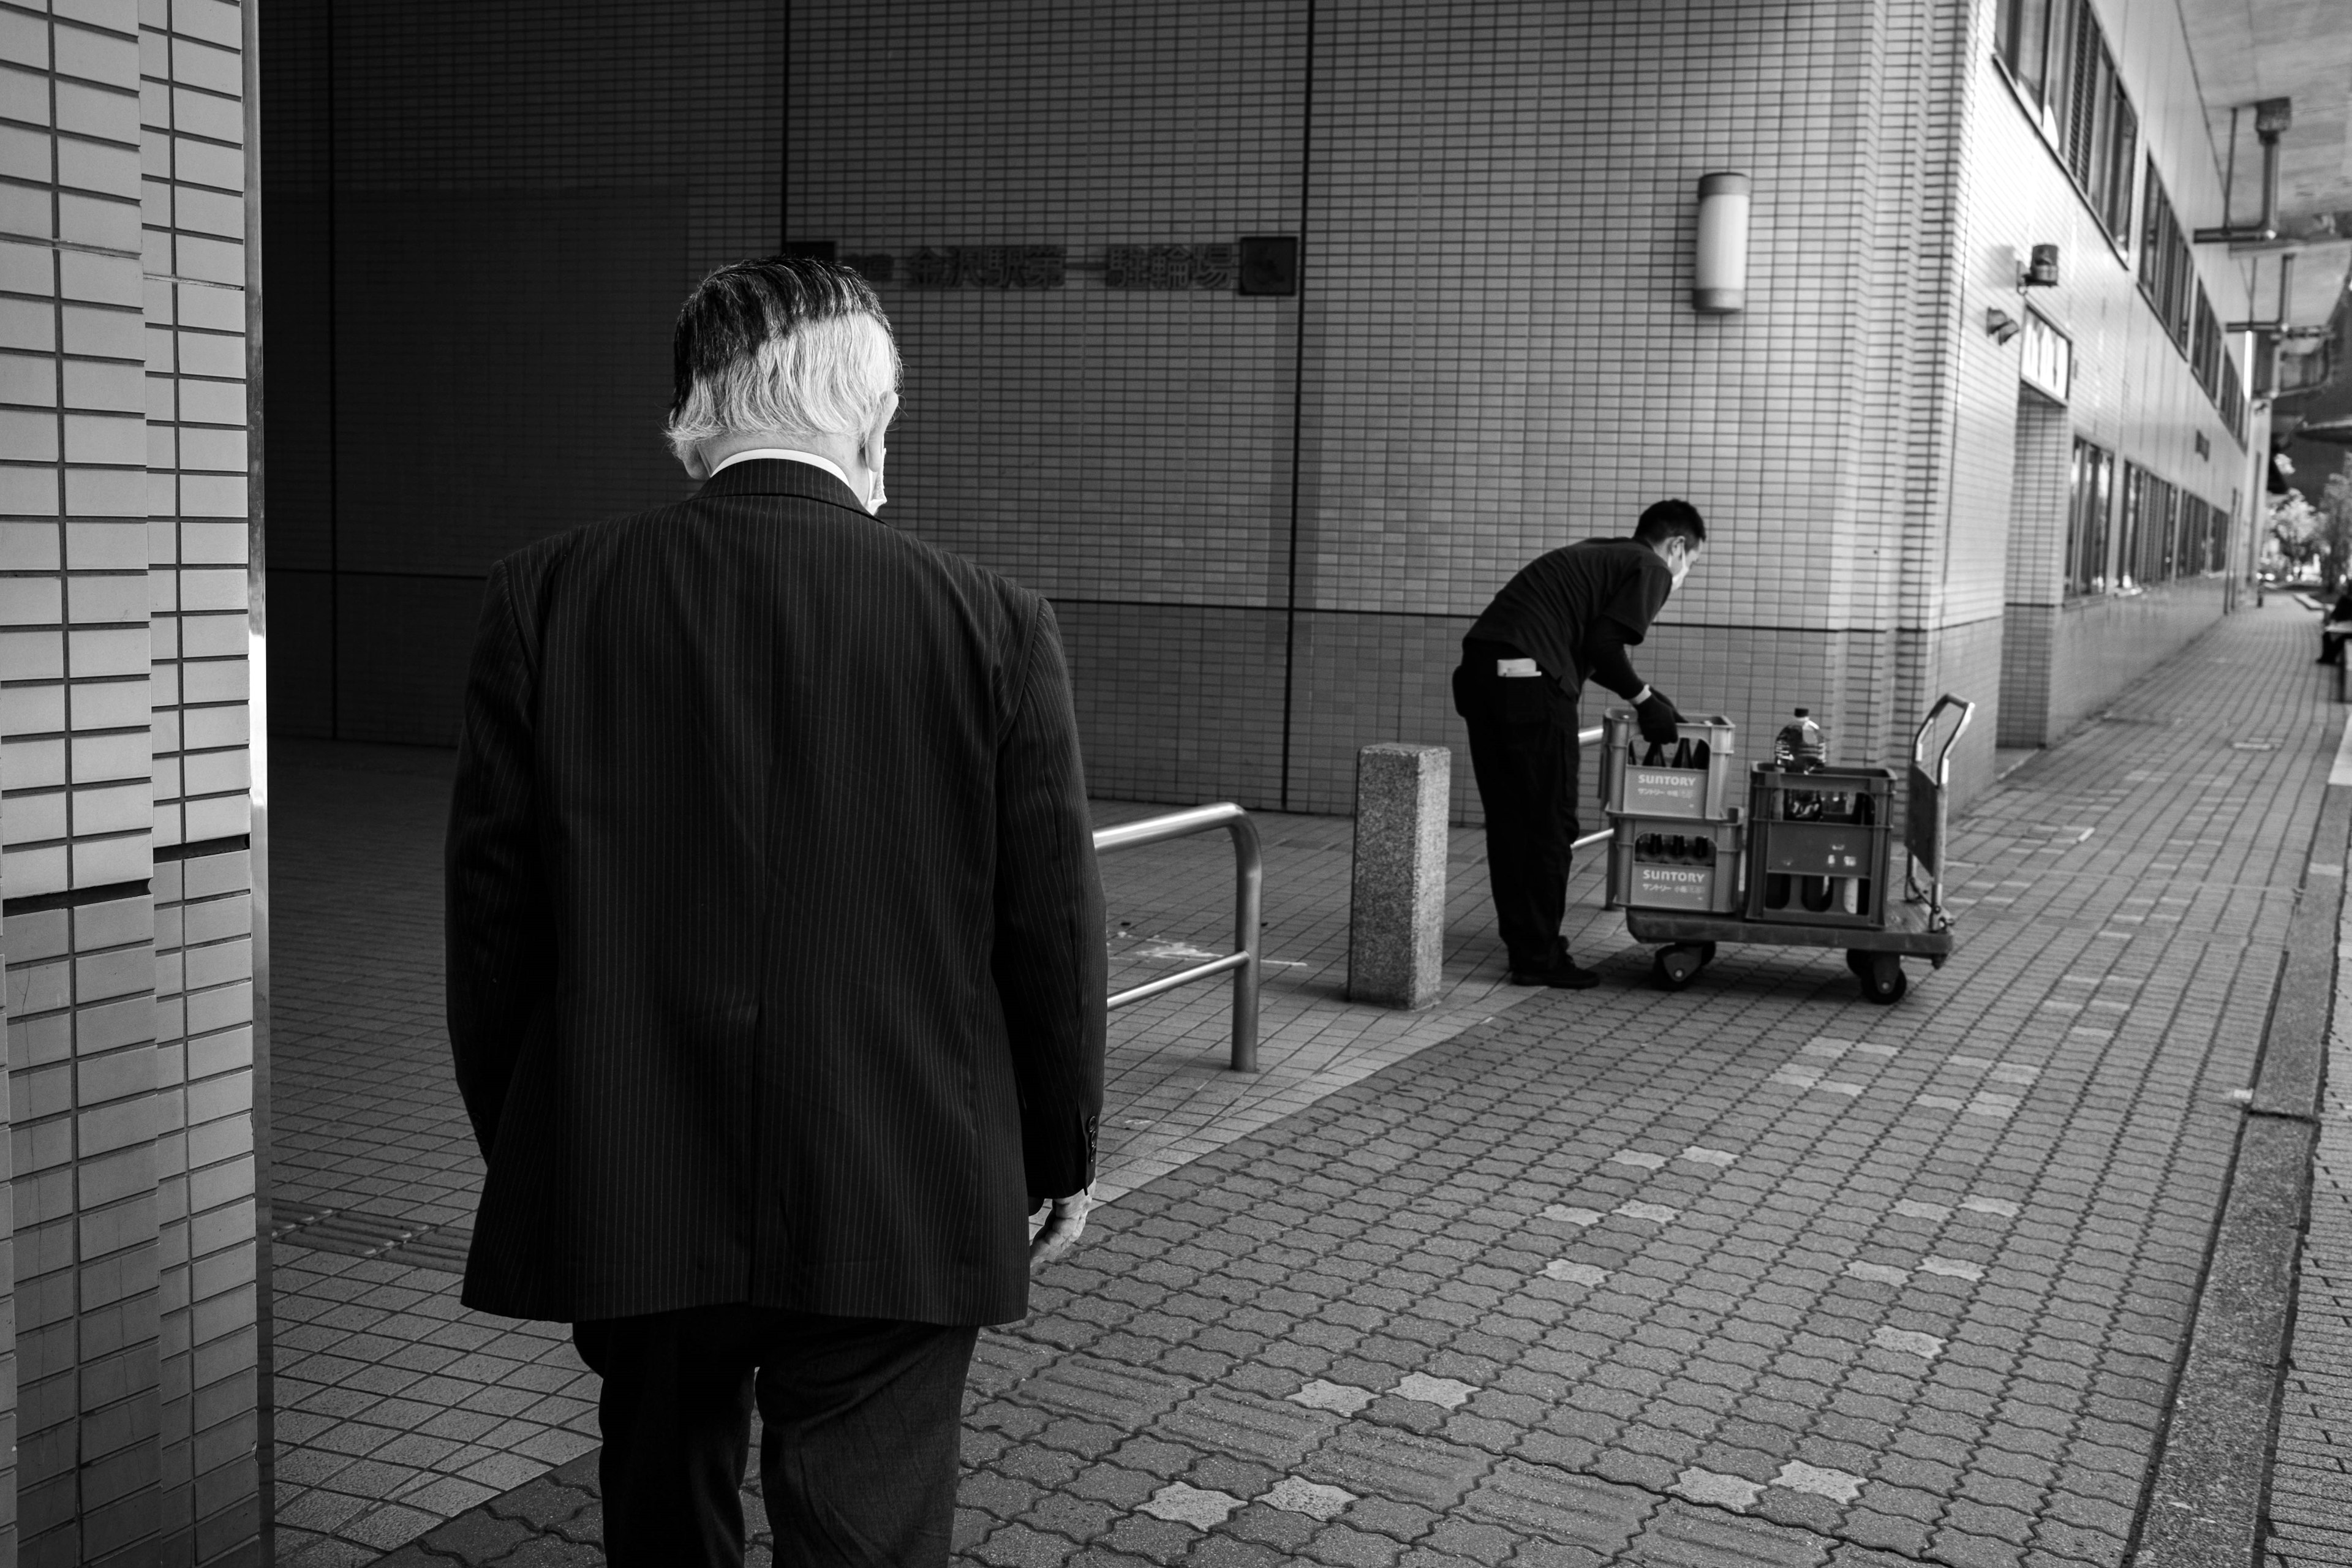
top-left (258, 0), bottom-right (785, 742)
top-left (1, 0), bottom-right (263, 1561)
top-left (262, 0), bottom-right (2263, 825)
top-left (1950, 0), bottom-right (2257, 774)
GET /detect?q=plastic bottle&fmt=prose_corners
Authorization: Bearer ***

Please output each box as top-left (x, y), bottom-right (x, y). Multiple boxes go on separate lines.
top-left (1773, 708), bottom-right (1835, 913)
top-left (1774, 708), bottom-right (1825, 771)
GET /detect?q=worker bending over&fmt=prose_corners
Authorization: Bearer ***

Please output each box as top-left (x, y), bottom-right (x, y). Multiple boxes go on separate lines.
top-left (1453, 500), bottom-right (1707, 988)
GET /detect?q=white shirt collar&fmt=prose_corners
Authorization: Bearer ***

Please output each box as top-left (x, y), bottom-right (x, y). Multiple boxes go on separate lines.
top-left (707, 447), bottom-right (857, 491)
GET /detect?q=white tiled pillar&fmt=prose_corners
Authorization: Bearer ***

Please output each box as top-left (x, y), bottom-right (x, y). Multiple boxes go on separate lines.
top-left (0, 0), bottom-right (262, 1562)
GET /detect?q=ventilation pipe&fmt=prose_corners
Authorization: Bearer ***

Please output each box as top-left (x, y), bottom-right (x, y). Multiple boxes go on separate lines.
top-left (2198, 98), bottom-right (2293, 245)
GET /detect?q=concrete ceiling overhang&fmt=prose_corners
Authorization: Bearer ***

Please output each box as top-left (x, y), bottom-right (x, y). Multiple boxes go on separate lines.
top-left (2179, 0), bottom-right (2352, 334)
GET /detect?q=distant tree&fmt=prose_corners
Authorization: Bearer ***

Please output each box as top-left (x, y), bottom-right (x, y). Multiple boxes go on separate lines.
top-left (2272, 489), bottom-right (2324, 575)
top-left (2324, 457), bottom-right (2352, 590)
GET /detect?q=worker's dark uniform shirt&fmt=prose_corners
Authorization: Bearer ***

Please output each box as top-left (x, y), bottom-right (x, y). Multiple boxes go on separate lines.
top-left (1464, 538), bottom-right (1673, 699)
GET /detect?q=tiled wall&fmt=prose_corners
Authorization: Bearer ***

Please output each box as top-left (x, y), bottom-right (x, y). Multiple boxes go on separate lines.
top-left (1957, 0), bottom-right (2254, 752)
top-left (0, 0), bottom-right (261, 1560)
top-left (260, 0), bottom-right (784, 742)
top-left (265, 0), bottom-right (2253, 826)
top-left (776, 0), bottom-right (2000, 813)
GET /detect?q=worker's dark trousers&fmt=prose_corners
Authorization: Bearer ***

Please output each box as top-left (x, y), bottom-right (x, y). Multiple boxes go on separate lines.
top-left (1453, 641), bottom-right (1581, 971)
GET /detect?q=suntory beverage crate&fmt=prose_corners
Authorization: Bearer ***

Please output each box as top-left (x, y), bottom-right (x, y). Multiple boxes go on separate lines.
top-left (1744, 764), bottom-right (1894, 928)
top-left (1605, 810), bottom-right (1746, 915)
top-left (1600, 709), bottom-right (1739, 820)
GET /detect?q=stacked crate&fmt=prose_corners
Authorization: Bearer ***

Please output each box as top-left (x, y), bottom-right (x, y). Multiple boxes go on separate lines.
top-left (1744, 765), bottom-right (1896, 926)
top-left (1599, 709), bottom-right (1743, 914)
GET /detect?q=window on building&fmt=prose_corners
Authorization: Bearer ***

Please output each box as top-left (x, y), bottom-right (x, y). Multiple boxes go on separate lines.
top-left (2139, 167), bottom-right (2192, 351)
top-left (2192, 290), bottom-right (2221, 398)
top-left (2116, 464), bottom-right (2142, 592)
top-left (2064, 14), bottom-right (2109, 194)
top-left (2000, 0), bottom-right (2135, 244)
top-left (2120, 466), bottom-right (2180, 590)
top-left (2104, 97), bottom-right (2138, 238)
top-left (2065, 437), bottom-right (2114, 597)
top-left (1996, 0), bottom-right (2057, 103)
top-left (2157, 483), bottom-right (2181, 581)
top-left (2193, 497), bottom-right (2222, 574)
top-left (2141, 172), bottom-right (2246, 440)
top-left (2219, 353), bottom-right (2245, 445)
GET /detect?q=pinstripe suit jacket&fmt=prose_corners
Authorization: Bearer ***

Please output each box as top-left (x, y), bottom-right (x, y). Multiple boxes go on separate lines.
top-left (445, 458), bottom-right (1107, 1326)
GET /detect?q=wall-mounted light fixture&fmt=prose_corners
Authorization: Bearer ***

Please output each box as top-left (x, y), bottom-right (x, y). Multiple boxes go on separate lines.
top-left (1985, 307), bottom-right (2021, 345)
top-left (2021, 244), bottom-right (2060, 288)
top-left (1692, 172), bottom-right (1751, 312)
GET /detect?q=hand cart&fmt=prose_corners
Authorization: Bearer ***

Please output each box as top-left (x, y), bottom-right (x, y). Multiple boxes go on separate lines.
top-left (1625, 695), bottom-right (1975, 1005)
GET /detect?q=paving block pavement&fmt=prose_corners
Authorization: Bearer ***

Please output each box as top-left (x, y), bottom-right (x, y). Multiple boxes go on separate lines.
top-left (323, 598), bottom-right (2351, 1566)
top-left (2265, 774), bottom-right (2352, 1568)
top-left (266, 743), bottom-right (1535, 1561)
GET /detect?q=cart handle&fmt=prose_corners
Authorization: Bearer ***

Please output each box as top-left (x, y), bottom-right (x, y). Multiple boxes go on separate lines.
top-left (1912, 695), bottom-right (1976, 789)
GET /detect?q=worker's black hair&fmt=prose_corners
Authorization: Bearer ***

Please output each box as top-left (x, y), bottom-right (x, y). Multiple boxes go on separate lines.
top-left (1634, 498), bottom-right (1707, 547)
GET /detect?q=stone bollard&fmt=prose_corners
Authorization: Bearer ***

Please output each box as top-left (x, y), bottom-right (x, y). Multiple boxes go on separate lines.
top-left (1348, 743), bottom-right (1452, 1008)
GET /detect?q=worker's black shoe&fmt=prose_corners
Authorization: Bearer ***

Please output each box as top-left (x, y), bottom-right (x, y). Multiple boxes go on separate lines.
top-left (1509, 957), bottom-right (1602, 989)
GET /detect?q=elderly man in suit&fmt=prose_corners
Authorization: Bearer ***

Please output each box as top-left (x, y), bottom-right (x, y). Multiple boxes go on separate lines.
top-left (445, 256), bottom-right (1107, 1567)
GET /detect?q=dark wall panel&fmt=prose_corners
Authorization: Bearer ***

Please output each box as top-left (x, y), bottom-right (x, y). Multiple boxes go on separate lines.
top-left (333, 575), bottom-right (488, 748)
top-left (332, 189), bottom-right (688, 578)
top-left (266, 569), bottom-right (335, 739)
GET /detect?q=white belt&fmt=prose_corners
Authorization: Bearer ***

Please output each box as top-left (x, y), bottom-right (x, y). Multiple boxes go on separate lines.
top-left (1496, 658), bottom-right (1540, 678)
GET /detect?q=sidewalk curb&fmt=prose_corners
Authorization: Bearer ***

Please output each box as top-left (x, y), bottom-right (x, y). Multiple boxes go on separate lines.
top-left (2128, 763), bottom-right (2348, 1567)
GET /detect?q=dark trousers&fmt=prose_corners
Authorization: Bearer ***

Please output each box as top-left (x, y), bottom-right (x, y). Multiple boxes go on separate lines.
top-left (572, 1305), bottom-right (979, 1568)
top-left (1453, 640), bottom-right (1583, 969)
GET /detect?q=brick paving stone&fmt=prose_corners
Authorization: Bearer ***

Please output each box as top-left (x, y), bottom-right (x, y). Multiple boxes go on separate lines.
top-left (2266, 779), bottom-right (2352, 1568)
top-left (1670, 1466), bottom-right (1765, 1510)
top-left (1302, 1423), bottom-right (1493, 1510)
top-left (317, 602), bottom-right (2348, 1566)
top-left (1457, 1459), bottom-right (1654, 1551)
top-left (1628, 1499), bottom-right (1834, 1568)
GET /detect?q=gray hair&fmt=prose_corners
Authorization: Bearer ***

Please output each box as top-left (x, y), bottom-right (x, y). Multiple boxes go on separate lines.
top-left (664, 257), bottom-right (901, 463)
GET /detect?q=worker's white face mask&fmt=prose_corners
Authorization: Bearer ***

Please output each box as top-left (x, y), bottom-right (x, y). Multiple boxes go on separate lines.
top-left (1668, 540), bottom-right (1695, 590)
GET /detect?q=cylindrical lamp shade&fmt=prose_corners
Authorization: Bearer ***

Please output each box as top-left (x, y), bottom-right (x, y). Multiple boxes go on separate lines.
top-left (1692, 172), bottom-right (1751, 313)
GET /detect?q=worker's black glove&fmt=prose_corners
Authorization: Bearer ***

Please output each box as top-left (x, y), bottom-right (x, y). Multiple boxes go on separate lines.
top-left (1635, 690), bottom-right (1683, 747)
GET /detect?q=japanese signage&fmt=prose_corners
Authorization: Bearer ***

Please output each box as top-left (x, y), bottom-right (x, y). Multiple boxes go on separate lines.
top-left (1103, 244), bottom-right (1237, 290)
top-left (793, 242), bottom-right (1259, 292)
top-left (899, 246), bottom-right (1068, 289)
top-left (2020, 309), bottom-right (2072, 403)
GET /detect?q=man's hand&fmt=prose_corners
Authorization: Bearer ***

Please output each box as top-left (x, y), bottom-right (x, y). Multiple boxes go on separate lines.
top-left (1635, 690), bottom-right (1684, 747)
top-left (1029, 1186), bottom-right (1093, 1270)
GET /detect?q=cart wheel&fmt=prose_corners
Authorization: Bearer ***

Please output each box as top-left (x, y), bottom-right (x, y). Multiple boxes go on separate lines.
top-left (1858, 952), bottom-right (1908, 1005)
top-left (1845, 948), bottom-right (1871, 977)
top-left (1653, 945), bottom-right (1706, 990)
top-left (1698, 942), bottom-right (1719, 965)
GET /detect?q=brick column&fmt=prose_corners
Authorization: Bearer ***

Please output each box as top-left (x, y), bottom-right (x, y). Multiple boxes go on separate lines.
top-left (0, 0), bottom-right (262, 1562)
top-left (1347, 744), bottom-right (1450, 1009)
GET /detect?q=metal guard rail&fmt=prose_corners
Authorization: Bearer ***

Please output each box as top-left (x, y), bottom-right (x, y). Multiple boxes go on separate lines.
top-left (1093, 803), bottom-right (1262, 1072)
top-left (1095, 724), bottom-right (1603, 1072)
top-left (1573, 721), bottom-right (1610, 851)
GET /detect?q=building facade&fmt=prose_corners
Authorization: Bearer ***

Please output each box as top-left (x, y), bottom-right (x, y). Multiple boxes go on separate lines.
top-left (0, 0), bottom-right (266, 1562)
top-left (0, 1), bottom-right (2304, 1559)
top-left (263, 0), bottom-right (2264, 823)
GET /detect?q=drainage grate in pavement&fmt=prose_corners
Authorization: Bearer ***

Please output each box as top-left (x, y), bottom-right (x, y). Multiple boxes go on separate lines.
top-left (272, 1200), bottom-right (473, 1274)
